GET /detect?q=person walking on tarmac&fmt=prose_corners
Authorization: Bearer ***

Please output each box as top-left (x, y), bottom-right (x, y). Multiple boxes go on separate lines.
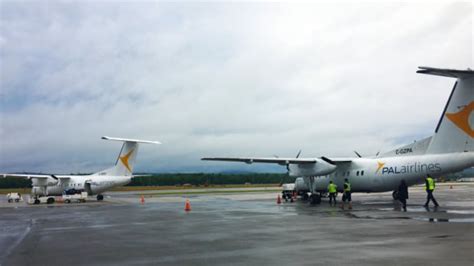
top-left (398, 179), bottom-right (408, 211)
top-left (424, 175), bottom-right (439, 208)
top-left (341, 178), bottom-right (352, 210)
top-left (327, 181), bottom-right (337, 206)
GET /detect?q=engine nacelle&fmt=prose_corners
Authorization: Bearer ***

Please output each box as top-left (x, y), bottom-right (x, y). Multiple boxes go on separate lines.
top-left (31, 177), bottom-right (59, 187)
top-left (294, 177), bottom-right (309, 192)
top-left (30, 177), bottom-right (60, 196)
top-left (288, 159), bottom-right (336, 177)
top-left (31, 186), bottom-right (47, 196)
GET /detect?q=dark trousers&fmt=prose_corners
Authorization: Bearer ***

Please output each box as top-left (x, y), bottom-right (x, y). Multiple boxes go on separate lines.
top-left (399, 198), bottom-right (407, 210)
top-left (424, 190), bottom-right (439, 207)
top-left (329, 193), bottom-right (336, 205)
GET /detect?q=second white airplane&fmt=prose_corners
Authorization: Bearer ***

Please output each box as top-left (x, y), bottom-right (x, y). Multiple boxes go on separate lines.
top-left (202, 66), bottom-right (474, 204)
top-left (2, 136), bottom-right (160, 204)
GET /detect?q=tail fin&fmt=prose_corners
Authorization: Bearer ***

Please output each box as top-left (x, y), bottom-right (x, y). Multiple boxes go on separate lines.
top-left (418, 67), bottom-right (474, 154)
top-left (95, 136), bottom-right (161, 176)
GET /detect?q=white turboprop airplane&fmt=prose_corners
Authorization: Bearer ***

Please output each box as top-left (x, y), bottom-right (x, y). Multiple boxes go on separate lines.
top-left (2, 136), bottom-right (160, 204)
top-left (202, 66), bottom-right (474, 204)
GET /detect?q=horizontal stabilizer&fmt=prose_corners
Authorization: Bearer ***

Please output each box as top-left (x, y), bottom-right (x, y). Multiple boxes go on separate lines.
top-left (102, 136), bottom-right (161, 144)
top-left (417, 66), bottom-right (474, 79)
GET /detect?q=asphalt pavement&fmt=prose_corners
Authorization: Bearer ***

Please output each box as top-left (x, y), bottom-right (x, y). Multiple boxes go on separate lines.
top-left (0, 183), bottom-right (473, 266)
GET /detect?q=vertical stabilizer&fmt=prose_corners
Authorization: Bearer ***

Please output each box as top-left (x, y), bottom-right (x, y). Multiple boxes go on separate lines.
top-left (95, 136), bottom-right (160, 176)
top-left (418, 67), bottom-right (474, 154)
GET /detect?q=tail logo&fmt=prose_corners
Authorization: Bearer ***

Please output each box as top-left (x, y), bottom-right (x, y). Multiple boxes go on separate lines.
top-left (376, 161), bottom-right (385, 174)
top-left (445, 101), bottom-right (474, 138)
top-left (119, 149), bottom-right (134, 173)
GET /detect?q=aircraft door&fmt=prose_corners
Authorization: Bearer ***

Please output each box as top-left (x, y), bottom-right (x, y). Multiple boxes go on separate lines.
top-left (84, 181), bottom-right (93, 195)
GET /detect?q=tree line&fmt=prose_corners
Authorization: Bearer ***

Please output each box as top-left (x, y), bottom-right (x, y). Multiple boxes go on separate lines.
top-left (0, 173), bottom-right (295, 188)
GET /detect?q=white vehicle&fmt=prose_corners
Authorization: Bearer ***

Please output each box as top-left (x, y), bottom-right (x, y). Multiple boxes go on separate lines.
top-left (63, 192), bottom-right (88, 203)
top-left (6, 192), bottom-right (22, 203)
top-left (28, 196), bottom-right (58, 205)
top-left (203, 66), bottom-right (474, 204)
top-left (281, 183), bottom-right (295, 202)
top-left (2, 136), bottom-right (160, 204)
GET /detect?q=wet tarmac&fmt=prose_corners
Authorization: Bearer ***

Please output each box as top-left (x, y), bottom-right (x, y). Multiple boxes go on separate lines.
top-left (1, 183), bottom-right (473, 265)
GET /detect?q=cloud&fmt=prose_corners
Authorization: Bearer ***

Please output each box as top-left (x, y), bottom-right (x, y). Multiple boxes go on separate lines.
top-left (0, 1), bottom-right (472, 173)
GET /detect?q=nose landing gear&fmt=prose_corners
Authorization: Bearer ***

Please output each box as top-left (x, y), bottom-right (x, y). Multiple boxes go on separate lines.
top-left (97, 194), bottom-right (104, 201)
top-left (309, 193), bottom-right (322, 205)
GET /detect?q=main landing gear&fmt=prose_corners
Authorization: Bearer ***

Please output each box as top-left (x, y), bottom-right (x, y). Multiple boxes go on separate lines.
top-left (97, 194), bottom-right (104, 201)
top-left (309, 194), bottom-right (322, 205)
top-left (392, 190), bottom-right (399, 200)
top-left (307, 176), bottom-right (322, 205)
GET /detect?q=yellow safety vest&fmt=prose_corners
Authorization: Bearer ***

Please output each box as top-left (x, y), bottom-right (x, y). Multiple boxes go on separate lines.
top-left (426, 177), bottom-right (435, 191)
top-left (344, 182), bottom-right (351, 192)
top-left (328, 183), bottom-right (337, 193)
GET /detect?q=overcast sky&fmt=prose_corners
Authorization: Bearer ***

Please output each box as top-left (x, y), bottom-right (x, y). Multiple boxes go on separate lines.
top-left (0, 1), bottom-right (472, 173)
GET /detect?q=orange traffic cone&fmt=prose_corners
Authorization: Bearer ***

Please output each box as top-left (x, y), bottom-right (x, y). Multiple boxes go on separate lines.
top-left (140, 195), bottom-right (145, 204)
top-left (185, 199), bottom-right (192, 211)
top-left (277, 194), bottom-right (282, 204)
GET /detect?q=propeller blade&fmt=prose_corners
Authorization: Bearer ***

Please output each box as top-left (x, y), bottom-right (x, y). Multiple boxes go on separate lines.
top-left (353, 151), bottom-right (362, 158)
top-left (296, 150), bottom-right (302, 158)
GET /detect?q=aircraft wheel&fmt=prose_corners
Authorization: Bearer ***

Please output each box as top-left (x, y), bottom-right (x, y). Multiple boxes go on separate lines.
top-left (301, 193), bottom-right (309, 201)
top-left (97, 195), bottom-right (104, 201)
top-left (34, 199), bottom-right (40, 204)
top-left (310, 194), bottom-right (321, 205)
top-left (47, 197), bottom-right (55, 204)
top-left (65, 199), bottom-right (71, 204)
top-left (392, 190), bottom-right (399, 200)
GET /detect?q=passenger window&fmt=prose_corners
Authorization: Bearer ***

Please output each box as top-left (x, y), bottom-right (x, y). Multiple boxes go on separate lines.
top-left (356, 171), bottom-right (359, 176)
top-left (361, 170), bottom-right (364, 176)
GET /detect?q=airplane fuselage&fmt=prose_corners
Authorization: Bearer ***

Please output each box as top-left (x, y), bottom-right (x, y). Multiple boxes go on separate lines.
top-left (31, 175), bottom-right (132, 196)
top-left (294, 152), bottom-right (474, 193)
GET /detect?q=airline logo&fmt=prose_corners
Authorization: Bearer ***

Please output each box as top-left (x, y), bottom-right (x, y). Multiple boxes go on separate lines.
top-left (376, 161), bottom-right (441, 175)
top-left (376, 161), bottom-right (385, 174)
top-left (446, 101), bottom-right (473, 138)
top-left (119, 149), bottom-right (135, 173)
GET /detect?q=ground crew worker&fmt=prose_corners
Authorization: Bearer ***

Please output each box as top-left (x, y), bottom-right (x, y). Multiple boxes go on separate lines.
top-left (341, 178), bottom-right (352, 210)
top-left (424, 175), bottom-right (439, 208)
top-left (327, 181), bottom-right (337, 206)
top-left (398, 179), bottom-right (408, 211)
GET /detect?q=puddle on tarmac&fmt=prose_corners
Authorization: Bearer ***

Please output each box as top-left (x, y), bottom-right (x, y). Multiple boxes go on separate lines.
top-left (446, 210), bottom-right (474, 215)
top-left (414, 217), bottom-right (474, 223)
top-left (430, 235), bottom-right (451, 238)
top-left (343, 212), bottom-right (411, 220)
top-left (344, 212), bottom-right (474, 223)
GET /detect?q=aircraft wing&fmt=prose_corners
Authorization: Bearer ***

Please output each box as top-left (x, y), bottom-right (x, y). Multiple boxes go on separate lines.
top-left (202, 156), bottom-right (354, 166)
top-left (131, 174), bottom-right (153, 178)
top-left (201, 157), bottom-right (317, 164)
top-left (2, 174), bottom-right (70, 180)
top-left (320, 157), bottom-right (353, 165)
